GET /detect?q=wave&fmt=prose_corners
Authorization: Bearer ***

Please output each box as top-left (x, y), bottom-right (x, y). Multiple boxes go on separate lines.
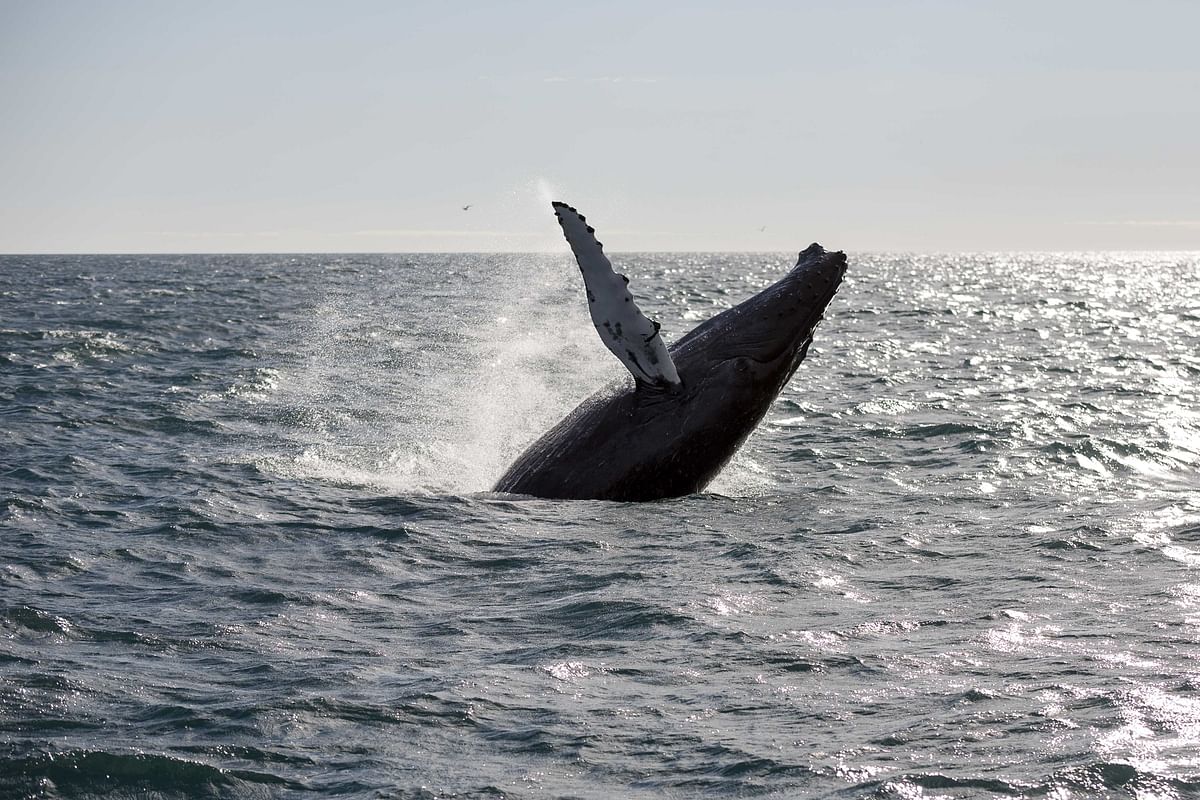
top-left (0, 749), bottom-right (302, 798)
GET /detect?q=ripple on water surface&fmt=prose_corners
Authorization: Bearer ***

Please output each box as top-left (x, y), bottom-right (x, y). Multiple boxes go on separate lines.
top-left (1, 252), bottom-right (1199, 798)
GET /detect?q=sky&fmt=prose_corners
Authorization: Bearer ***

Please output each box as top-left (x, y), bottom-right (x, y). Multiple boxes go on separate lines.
top-left (1, 0), bottom-right (1198, 253)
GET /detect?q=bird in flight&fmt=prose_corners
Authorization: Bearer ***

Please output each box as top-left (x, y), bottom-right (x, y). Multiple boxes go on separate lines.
top-left (462, 204), bottom-right (472, 211)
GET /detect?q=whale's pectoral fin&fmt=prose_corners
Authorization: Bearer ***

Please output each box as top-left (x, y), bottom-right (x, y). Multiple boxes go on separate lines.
top-left (552, 201), bottom-right (682, 389)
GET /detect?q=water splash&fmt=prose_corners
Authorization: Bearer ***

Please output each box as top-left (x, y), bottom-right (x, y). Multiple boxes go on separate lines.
top-left (535, 176), bottom-right (557, 208)
top-left (257, 252), bottom-right (615, 494)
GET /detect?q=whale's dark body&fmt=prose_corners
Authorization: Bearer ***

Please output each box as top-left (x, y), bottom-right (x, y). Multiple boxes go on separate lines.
top-left (494, 241), bottom-right (847, 501)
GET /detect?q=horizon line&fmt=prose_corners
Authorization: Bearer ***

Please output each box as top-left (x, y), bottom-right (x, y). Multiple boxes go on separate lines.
top-left (3, 247), bottom-right (1200, 257)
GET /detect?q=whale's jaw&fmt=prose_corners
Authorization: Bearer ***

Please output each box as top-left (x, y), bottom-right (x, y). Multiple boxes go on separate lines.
top-left (672, 244), bottom-right (847, 391)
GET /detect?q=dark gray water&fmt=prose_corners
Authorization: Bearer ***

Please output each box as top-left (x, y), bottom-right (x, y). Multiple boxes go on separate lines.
top-left (2, 251), bottom-right (1199, 799)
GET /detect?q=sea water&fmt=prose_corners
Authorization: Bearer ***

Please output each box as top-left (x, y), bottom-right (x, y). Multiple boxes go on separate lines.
top-left (2, 251), bottom-right (1199, 798)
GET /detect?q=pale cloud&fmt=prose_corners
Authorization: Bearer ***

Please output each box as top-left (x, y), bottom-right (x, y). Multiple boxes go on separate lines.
top-left (148, 230), bottom-right (283, 238)
top-left (350, 229), bottom-right (544, 238)
top-left (149, 229), bottom-right (548, 239)
top-left (540, 75), bottom-right (659, 83)
top-left (1076, 221), bottom-right (1200, 228)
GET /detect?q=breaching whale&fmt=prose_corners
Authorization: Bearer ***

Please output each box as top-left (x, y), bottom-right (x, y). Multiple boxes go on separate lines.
top-left (493, 202), bottom-right (847, 501)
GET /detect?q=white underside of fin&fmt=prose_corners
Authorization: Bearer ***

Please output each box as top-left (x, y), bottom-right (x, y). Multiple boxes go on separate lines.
top-left (552, 202), bottom-right (681, 389)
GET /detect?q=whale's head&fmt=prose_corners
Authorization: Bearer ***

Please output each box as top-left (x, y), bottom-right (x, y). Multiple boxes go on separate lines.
top-left (660, 243), bottom-right (846, 445)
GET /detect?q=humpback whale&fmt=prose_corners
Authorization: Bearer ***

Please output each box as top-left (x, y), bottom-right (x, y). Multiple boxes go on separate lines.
top-left (493, 202), bottom-right (847, 501)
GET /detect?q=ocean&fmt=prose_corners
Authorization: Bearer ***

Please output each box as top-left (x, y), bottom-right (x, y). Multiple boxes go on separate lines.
top-left (2, 251), bottom-right (1199, 799)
